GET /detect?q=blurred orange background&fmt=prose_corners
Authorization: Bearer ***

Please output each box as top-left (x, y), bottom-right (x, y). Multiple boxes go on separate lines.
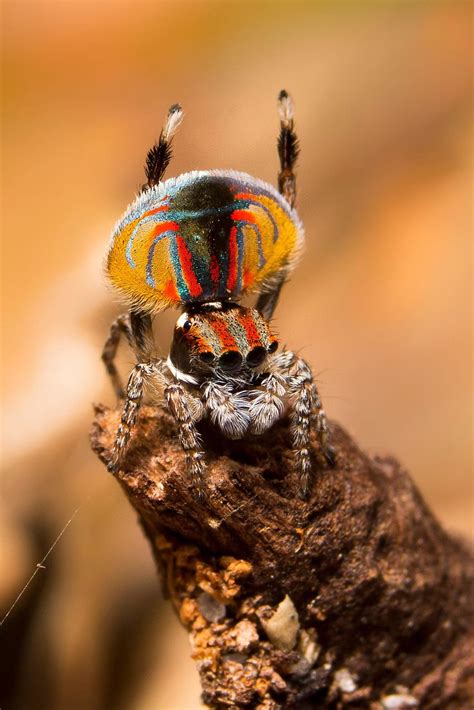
top-left (1, 2), bottom-right (472, 708)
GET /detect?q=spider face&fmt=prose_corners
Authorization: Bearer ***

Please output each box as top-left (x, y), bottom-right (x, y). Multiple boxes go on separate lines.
top-left (168, 303), bottom-right (278, 382)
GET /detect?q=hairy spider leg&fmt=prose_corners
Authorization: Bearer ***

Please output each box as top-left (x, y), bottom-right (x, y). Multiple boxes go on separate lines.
top-left (277, 89), bottom-right (299, 208)
top-left (102, 313), bottom-right (134, 399)
top-left (108, 344), bottom-right (207, 488)
top-left (165, 383), bottom-right (206, 497)
top-left (102, 312), bottom-right (154, 398)
top-left (103, 100), bottom-right (184, 393)
top-left (143, 103), bottom-right (183, 190)
top-left (105, 104), bottom-right (185, 466)
top-left (202, 380), bottom-right (252, 440)
top-left (256, 89), bottom-right (300, 320)
top-left (269, 351), bottom-right (332, 498)
top-left (109, 359), bottom-right (169, 473)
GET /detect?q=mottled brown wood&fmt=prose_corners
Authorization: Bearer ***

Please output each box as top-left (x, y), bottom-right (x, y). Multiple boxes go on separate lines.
top-left (91, 404), bottom-right (474, 709)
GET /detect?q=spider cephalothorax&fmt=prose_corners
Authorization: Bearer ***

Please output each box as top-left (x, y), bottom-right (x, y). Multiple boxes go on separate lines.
top-left (102, 91), bottom-right (334, 498)
top-left (168, 304), bottom-right (278, 382)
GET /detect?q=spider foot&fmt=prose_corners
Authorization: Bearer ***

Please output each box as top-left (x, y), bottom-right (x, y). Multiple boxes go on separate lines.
top-left (187, 452), bottom-right (207, 500)
top-left (107, 459), bottom-right (119, 474)
top-left (295, 454), bottom-right (312, 501)
top-left (324, 444), bottom-right (336, 468)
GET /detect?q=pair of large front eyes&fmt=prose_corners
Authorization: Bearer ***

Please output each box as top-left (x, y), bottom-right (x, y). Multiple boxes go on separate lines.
top-left (182, 320), bottom-right (278, 369)
top-left (200, 343), bottom-right (277, 370)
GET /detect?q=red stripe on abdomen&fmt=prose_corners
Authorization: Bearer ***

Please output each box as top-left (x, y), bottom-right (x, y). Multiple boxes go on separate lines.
top-left (231, 209), bottom-right (256, 223)
top-left (164, 279), bottom-right (179, 301)
top-left (176, 236), bottom-right (203, 298)
top-left (142, 204), bottom-right (169, 219)
top-left (243, 268), bottom-right (253, 288)
top-left (234, 193), bottom-right (256, 201)
top-left (151, 220), bottom-right (179, 237)
top-left (210, 254), bottom-right (219, 290)
top-left (226, 226), bottom-right (238, 292)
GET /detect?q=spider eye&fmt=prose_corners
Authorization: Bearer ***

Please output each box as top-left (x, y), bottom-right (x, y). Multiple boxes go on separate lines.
top-left (199, 351), bottom-right (215, 364)
top-left (268, 340), bottom-right (278, 353)
top-left (219, 350), bottom-right (243, 370)
top-left (182, 320), bottom-right (192, 332)
top-left (246, 346), bottom-right (266, 367)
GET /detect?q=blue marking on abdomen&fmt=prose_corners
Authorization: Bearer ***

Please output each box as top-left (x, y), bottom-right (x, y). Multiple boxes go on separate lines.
top-left (168, 238), bottom-right (189, 301)
top-left (240, 198), bottom-right (279, 243)
top-left (146, 230), bottom-right (179, 288)
top-left (126, 213), bottom-right (168, 268)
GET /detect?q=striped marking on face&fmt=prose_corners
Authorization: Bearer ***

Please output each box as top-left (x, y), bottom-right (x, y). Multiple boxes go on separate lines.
top-left (206, 312), bottom-right (238, 352)
top-left (192, 317), bottom-right (222, 355)
top-left (238, 309), bottom-right (269, 350)
top-left (183, 308), bottom-right (273, 358)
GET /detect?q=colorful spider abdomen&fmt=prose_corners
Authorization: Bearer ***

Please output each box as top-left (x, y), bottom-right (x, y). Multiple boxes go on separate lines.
top-left (106, 170), bottom-right (304, 313)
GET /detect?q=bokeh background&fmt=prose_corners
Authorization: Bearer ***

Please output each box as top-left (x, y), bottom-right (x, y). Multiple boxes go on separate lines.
top-left (1, 1), bottom-right (472, 708)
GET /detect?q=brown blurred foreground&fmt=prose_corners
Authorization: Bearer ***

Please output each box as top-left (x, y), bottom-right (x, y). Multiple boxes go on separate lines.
top-left (1, 2), bottom-right (472, 709)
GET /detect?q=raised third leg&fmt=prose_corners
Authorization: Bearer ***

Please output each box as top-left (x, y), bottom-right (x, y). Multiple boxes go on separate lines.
top-left (277, 89), bottom-right (299, 209)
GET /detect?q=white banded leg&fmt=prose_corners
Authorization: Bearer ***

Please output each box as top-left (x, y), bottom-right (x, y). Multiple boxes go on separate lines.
top-left (310, 381), bottom-right (334, 467)
top-left (109, 360), bottom-right (168, 473)
top-left (272, 350), bottom-right (334, 497)
top-left (165, 383), bottom-right (206, 496)
top-left (287, 355), bottom-right (315, 497)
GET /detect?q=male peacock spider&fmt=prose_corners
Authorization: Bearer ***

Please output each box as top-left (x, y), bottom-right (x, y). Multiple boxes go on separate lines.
top-left (102, 91), bottom-right (335, 498)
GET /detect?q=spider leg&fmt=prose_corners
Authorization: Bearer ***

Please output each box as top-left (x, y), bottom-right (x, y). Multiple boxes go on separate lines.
top-left (142, 103), bottom-right (184, 191)
top-left (129, 310), bottom-right (155, 360)
top-left (310, 380), bottom-right (336, 468)
top-left (287, 355), bottom-right (315, 498)
top-left (277, 89), bottom-right (299, 209)
top-left (202, 380), bottom-right (251, 440)
top-left (272, 350), bottom-right (333, 498)
top-left (102, 310), bottom-right (154, 399)
top-left (256, 90), bottom-right (299, 320)
top-left (248, 372), bottom-right (286, 435)
top-left (109, 359), bottom-right (168, 473)
top-left (165, 383), bottom-right (206, 497)
top-left (102, 313), bottom-right (134, 399)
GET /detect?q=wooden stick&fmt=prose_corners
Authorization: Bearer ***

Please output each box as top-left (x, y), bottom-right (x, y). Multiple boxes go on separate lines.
top-left (91, 404), bottom-right (474, 709)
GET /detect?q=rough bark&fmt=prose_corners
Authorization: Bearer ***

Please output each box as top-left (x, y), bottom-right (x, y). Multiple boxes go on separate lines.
top-left (90, 404), bottom-right (474, 709)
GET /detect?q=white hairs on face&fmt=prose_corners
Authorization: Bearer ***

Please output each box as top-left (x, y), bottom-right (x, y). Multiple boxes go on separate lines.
top-left (176, 312), bottom-right (189, 328)
top-left (166, 356), bottom-right (198, 385)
